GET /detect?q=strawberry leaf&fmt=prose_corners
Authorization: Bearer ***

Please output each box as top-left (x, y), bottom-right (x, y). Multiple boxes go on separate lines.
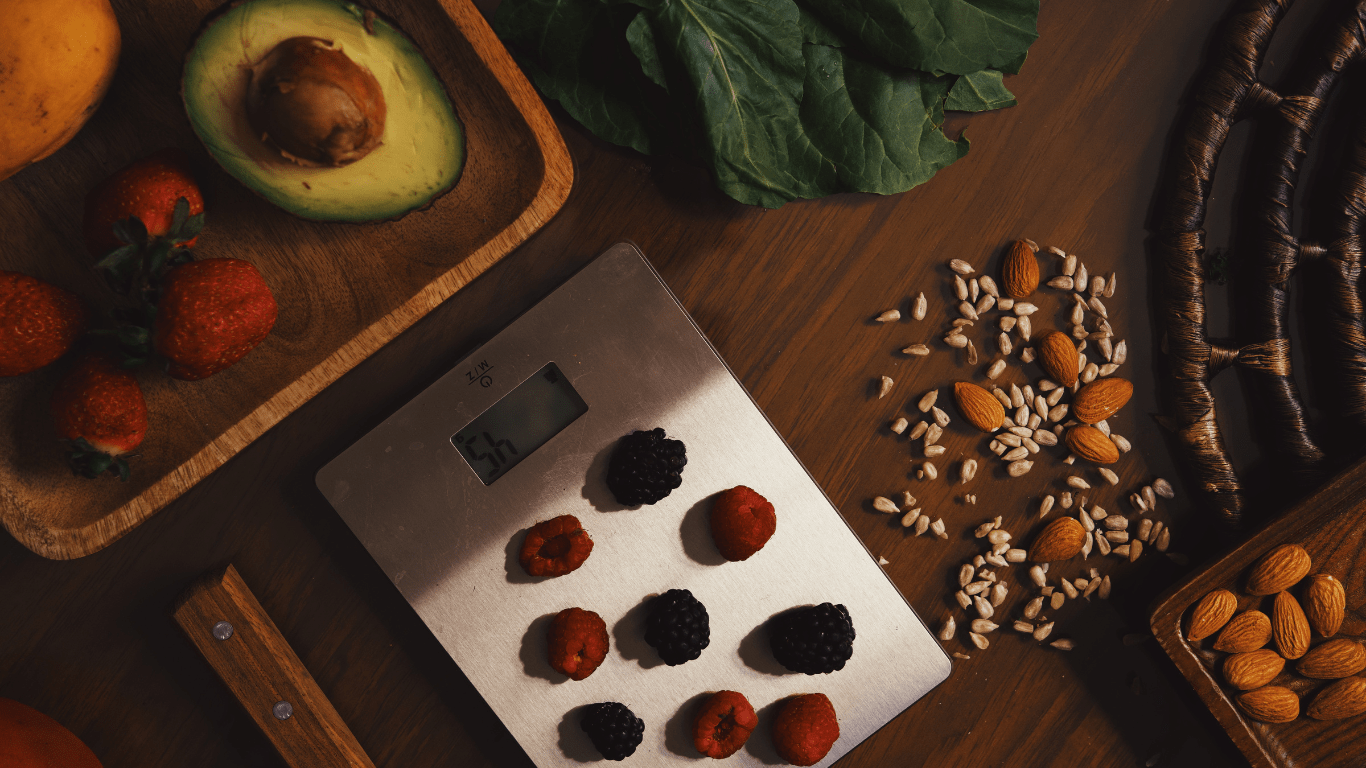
top-left (170, 196), bottom-right (189, 235)
top-left (63, 438), bottom-right (130, 481)
top-left (95, 243), bottom-right (140, 272)
top-left (147, 239), bottom-right (173, 277)
top-left (112, 216), bottom-right (148, 247)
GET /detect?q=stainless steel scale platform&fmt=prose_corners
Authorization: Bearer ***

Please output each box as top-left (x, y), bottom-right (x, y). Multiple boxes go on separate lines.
top-left (317, 242), bottom-right (949, 766)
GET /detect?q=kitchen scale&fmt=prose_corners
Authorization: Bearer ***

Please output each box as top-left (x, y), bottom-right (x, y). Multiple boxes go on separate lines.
top-left (317, 243), bottom-right (949, 766)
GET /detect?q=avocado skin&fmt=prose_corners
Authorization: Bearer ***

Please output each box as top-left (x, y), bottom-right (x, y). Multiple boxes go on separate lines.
top-left (182, 0), bottom-right (465, 223)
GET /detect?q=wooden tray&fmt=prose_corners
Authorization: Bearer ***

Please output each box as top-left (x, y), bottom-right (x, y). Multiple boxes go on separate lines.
top-left (0, 0), bottom-right (571, 560)
top-left (1150, 459), bottom-right (1366, 768)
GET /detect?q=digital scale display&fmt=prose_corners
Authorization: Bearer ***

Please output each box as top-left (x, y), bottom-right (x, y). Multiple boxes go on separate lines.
top-left (451, 362), bottom-right (587, 485)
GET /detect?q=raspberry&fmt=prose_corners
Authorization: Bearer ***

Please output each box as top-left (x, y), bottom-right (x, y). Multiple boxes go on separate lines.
top-left (581, 701), bottom-right (644, 761)
top-left (605, 427), bottom-right (687, 505)
top-left (768, 603), bottom-right (855, 675)
top-left (546, 607), bottom-right (609, 681)
top-left (693, 690), bottom-right (757, 759)
top-left (709, 485), bottom-right (776, 561)
top-left (644, 588), bottom-right (709, 665)
top-left (771, 693), bottom-right (839, 766)
top-left (518, 515), bottom-right (593, 577)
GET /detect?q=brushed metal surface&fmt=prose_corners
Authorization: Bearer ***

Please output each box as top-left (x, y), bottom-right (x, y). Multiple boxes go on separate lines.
top-left (317, 243), bottom-right (950, 766)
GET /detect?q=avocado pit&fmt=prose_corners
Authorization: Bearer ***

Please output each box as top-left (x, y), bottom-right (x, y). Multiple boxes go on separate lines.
top-left (246, 36), bottom-right (386, 167)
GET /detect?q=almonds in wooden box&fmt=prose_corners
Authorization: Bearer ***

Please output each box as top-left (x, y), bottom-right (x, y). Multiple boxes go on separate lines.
top-left (1065, 425), bottom-right (1119, 464)
top-left (1028, 517), bottom-right (1087, 562)
top-left (953, 381), bottom-right (1005, 432)
top-left (1039, 331), bottom-right (1078, 387)
top-left (1237, 686), bottom-right (1300, 724)
top-left (1306, 677), bottom-right (1366, 721)
top-left (1001, 240), bottom-right (1039, 299)
top-left (1304, 573), bottom-right (1346, 637)
top-left (1186, 588), bottom-right (1237, 642)
top-left (1272, 591), bottom-right (1311, 660)
top-left (1212, 610), bottom-right (1271, 653)
top-left (1222, 648), bottom-right (1285, 690)
top-left (1296, 639), bottom-right (1366, 679)
top-left (1072, 378), bottom-right (1132, 424)
top-left (1246, 544), bottom-right (1311, 596)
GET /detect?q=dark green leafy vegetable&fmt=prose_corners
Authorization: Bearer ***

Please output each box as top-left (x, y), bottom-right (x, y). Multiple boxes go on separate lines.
top-left (493, 0), bottom-right (1035, 207)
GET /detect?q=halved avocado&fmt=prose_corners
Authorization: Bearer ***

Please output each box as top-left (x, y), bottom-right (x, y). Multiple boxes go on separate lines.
top-left (182, 0), bottom-right (465, 222)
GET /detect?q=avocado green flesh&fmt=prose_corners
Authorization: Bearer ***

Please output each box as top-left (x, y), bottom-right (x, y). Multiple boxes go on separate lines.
top-left (183, 0), bottom-right (464, 222)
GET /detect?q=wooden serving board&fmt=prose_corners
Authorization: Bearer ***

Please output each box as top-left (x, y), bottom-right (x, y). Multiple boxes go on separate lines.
top-left (0, 0), bottom-right (571, 560)
top-left (1150, 458), bottom-right (1366, 768)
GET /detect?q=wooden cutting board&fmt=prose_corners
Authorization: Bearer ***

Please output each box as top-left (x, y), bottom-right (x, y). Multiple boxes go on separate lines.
top-left (1150, 457), bottom-right (1366, 768)
top-left (0, 0), bottom-right (571, 560)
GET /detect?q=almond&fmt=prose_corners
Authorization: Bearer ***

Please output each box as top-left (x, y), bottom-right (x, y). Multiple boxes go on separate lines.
top-left (1222, 649), bottom-right (1285, 690)
top-left (1304, 573), bottom-right (1346, 637)
top-left (1212, 610), bottom-right (1271, 653)
top-left (1296, 639), bottom-right (1366, 679)
top-left (953, 381), bottom-right (1005, 432)
top-left (1072, 378), bottom-right (1133, 424)
top-left (1246, 544), bottom-right (1312, 595)
top-left (1237, 686), bottom-right (1300, 723)
top-left (1028, 517), bottom-right (1087, 562)
top-left (1186, 589), bottom-right (1237, 642)
top-left (1306, 677), bottom-right (1366, 720)
top-left (1039, 331), bottom-right (1078, 387)
top-left (1272, 591), bottom-right (1311, 659)
top-left (1065, 425), bottom-right (1120, 464)
top-left (1001, 240), bottom-right (1040, 299)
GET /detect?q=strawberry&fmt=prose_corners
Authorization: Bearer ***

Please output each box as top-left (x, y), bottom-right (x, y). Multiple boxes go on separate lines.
top-left (152, 258), bottom-right (277, 380)
top-left (771, 693), bottom-right (840, 767)
top-left (710, 485), bottom-right (776, 561)
top-left (546, 607), bottom-right (609, 681)
top-left (518, 514), bottom-right (593, 577)
top-left (51, 353), bottom-right (148, 480)
top-left (0, 271), bottom-right (87, 376)
top-left (83, 148), bottom-right (205, 260)
top-left (693, 690), bottom-right (757, 759)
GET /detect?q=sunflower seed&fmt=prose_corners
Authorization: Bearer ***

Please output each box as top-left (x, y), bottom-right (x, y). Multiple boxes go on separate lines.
top-left (965, 580), bottom-right (990, 596)
top-left (989, 440), bottom-right (1005, 455)
top-left (1020, 437), bottom-right (1039, 454)
top-left (950, 259), bottom-right (974, 275)
top-left (1105, 530), bottom-right (1129, 543)
top-left (1078, 350), bottom-right (1088, 370)
top-left (968, 632), bottom-right (990, 649)
top-left (902, 491), bottom-right (917, 508)
top-left (1070, 304), bottom-right (1086, 328)
top-left (983, 359), bottom-right (1006, 380)
top-left (1084, 576), bottom-right (1102, 600)
top-left (932, 406), bottom-right (951, 428)
top-left (1029, 431), bottom-right (1055, 449)
top-left (1048, 404), bottom-right (1068, 422)
top-left (1014, 302), bottom-right (1038, 317)
top-left (1104, 515), bottom-right (1129, 531)
top-left (1153, 478), bottom-right (1174, 498)
top-left (903, 344), bottom-right (931, 356)
top-left (1086, 275), bottom-right (1103, 296)
top-left (990, 583), bottom-right (1008, 607)
top-left (876, 309), bottom-right (901, 322)
top-left (1111, 433), bottom-right (1131, 452)
top-left (1078, 511), bottom-right (1095, 533)
top-left (986, 529), bottom-right (1011, 545)
top-left (1033, 395), bottom-right (1048, 420)
top-left (915, 515), bottom-right (931, 536)
top-left (879, 376), bottom-right (894, 398)
top-left (1113, 543), bottom-right (1130, 558)
top-left (958, 564), bottom-right (975, 587)
top-left (999, 383), bottom-right (1020, 409)
top-left (1059, 491), bottom-right (1073, 509)
top-left (984, 552), bottom-right (1007, 567)
top-left (1141, 485), bottom-right (1157, 510)
top-left (1094, 531), bottom-right (1111, 556)
top-left (1095, 419), bottom-right (1110, 436)
top-left (967, 338), bottom-right (980, 364)
top-left (924, 444), bottom-right (946, 457)
top-left (1045, 244), bottom-right (1064, 258)
top-left (1081, 531), bottom-right (1094, 559)
top-left (952, 318), bottom-right (974, 328)
top-left (916, 390), bottom-right (937, 412)
top-left (890, 417), bottom-right (909, 434)
top-left (932, 518), bottom-right (949, 539)
top-left (971, 619), bottom-right (999, 634)
top-left (969, 278), bottom-right (980, 302)
top-left (1080, 361), bottom-right (1098, 383)
top-left (989, 387), bottom-right (1012, 410)
top-left (925, 423), bottom-right (943, 445)
top-left (959, 301), bottom-right (979, 321)
top-left (1066, 476), bottom-right (1091, 490)
top-left (1076, 263), bottom-right (1088, 290)
top-left (900, 508), bottom-right (922, 527)
top-left (1107, 338), bottom-right (1126, 364)
top-left (973, 595), bottom-right (994, 619)
top-left (1048, 276), bottom-right (1075, 290)
top-left (1007, 459), bottom-right (1033, 477)
top-left (977, 294), bottom-right (996, 315)
top-left (974, 519), bottom-right (998, 537)
top-left (1019, 316), bottom-right (1033, 342)
top-left (1089, 505), bottom-right (1107, 521)
top-left (1033, 621), bottom-right (1055, 641)
top-left (1063, 253), bottom-right (1077, 276)
top-left (998, 297), bottom-right (1015, 310)
top-left (1129, 539), bottom-right (1144, 562)
top-left (909, 421), bottom-right (929, 440)
top-left (1050, 638), bottom-right (1075, 651)
top-left (1130, 493), bottom-right (1147, 513)
top-left (1071, 324), bottom-right (1088, 340)
top-left (1013, 404), bottom-right (1028, 424)
top-left (1104, 272), bottom-right (1117, 298)
top-left (1024, 596), bottom-right (1044, 620)
top-left (1028, 413), bottom-right (1042, 429)
top-left (1098, 468), bottom-right (1119, 486)
top-left (873, 496), bottom-right (899, 513)
top-left (1050, 591), bottom-right (1066, 610)
top-left (939, 616), bottom-right (956, 641)
top-left (1032, 495), bottom-right (1053, 519)
top-left (979, 275), bottom-right (1000, 298)
top-left (960, 459), bottom-right (978, 484)
top-left (955, 590), bottom-right (972, 609)
top-left (1156, 527), bottom-right (1171, 551)
top-left (1002, 446), bottom-right (1029, 461)
top-left (1087, 296), bottom-right (1108, 318)
top-left (997, 318), bottom-right (1018, 336)
top-left (952, 652), bottom-right (972, 660)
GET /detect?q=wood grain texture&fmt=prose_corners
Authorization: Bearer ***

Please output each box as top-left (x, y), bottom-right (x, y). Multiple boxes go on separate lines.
top-left (173, 565), bottom-right (375, 768)
top-left (1151, 457), bottom-right (1366, 768)
top-left (5, 0), bottom-right (1358, 766)
top-left (0, 0), bottom-right (572, 560)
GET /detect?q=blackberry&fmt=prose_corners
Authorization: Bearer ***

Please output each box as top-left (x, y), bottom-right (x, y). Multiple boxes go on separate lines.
top-left (768, 603), bottom-right (855, 675)
top-left (644, 588), bottom-right (710, 665)
top-left (605, 427), bottom-right (686, 505)
top-left (580, 701), bottom-right (644, 761)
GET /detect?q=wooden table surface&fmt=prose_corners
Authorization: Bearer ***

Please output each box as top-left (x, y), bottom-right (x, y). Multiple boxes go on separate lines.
top-left (3, 0), bottom-right (1339, 765)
